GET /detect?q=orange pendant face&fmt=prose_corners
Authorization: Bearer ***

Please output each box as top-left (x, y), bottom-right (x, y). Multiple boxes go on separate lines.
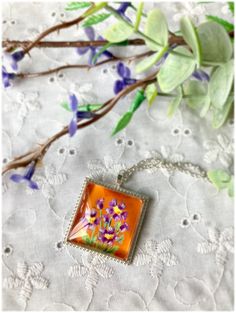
top-left (65, 179), bottom-right (148, 263)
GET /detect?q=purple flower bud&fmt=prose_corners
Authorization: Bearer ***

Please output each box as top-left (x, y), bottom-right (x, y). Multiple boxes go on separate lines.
top-left (10, 162), bottom-right (39, 190)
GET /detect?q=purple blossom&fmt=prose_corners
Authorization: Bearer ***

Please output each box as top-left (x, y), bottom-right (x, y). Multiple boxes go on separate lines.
top-left (10, 161), bottom-right (39, 190)
top-left (98, 227), bottom-right (118, 244)
top-left (103, 214), bottom-right (110, 224)
top-left (2, 50), bottom-right (24, 88)
top-left (68, 94), bottom-right (95, 137)
top-left (76, 27), bottom-right (113, 65)
top-left (84, 209), bottom-right (100, 229)
top-left (106, 199), bottom-right (128, 221)
top-left (114, 62), bottom-right (137, 94)
top-left (96, 198), bottom-right (104, 210)
top-left (120, 222), bottom-right (129, 232)
top-left (116, 2), bottom-right (131, 21)
top-left (192, 69), bottom-right (210, 81)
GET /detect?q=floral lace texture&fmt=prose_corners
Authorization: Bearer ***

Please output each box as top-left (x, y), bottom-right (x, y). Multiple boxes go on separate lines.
top-left (2, 2), bottom-right (234, 311)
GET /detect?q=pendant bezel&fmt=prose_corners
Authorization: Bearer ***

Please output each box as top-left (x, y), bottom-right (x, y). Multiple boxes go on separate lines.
top-left (64, 177), bottom-right (149, 264)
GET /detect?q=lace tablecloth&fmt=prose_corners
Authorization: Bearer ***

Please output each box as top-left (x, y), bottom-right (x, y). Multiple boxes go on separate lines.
top-left (2, 2), bottom-right (234, 311)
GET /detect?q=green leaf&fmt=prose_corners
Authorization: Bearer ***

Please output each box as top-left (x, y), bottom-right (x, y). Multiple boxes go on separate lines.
top-left (206, 15), bottom-right (234, 32)
top-left (158, 46), bottom-right (196, 93)
top-left (145, 83), bottom-right (158, 107)
top-left (134, 2), bottom-right (144, 31)
top-left (207, 169), bottom-right (231, 190)
top-left (184, 80), bottom-right (211, 117)
top-left (61, 101), bottom-right (71, 111)
top-left (228, 2), bottom-right (234, 14)
top-left (82, 2), bottom-right (107, 18)
top-left (65, 2), bottom-right (91, 11)
top-left (167, 87), bottom-right (182, 117)
top-left (144, 8), bottom-right (168, 51)
top-left (91, 40), bottom-right (128, 64)
top-left (82, 13), bottom-right (111, 28)
top-left (61, 102), bottom-right (103, 112)
top-left (104, 21), bottom-right (133, 43)
top-left (209, 60), bottom-right (234, 109)
top-left (180, 16), bottom-right (202, 67)
top-left (129, 90), bottom-right (146, 113)
top-left (212, 94), bottom-right (234, 129)
top-left (198, 21), bottom-right (233, 64)
top-left (135, 46), bottom-right (168, 74)
top-left (112, 112), bottom-right (133, 136)
top-left (228, 177), bottom-right (234, 197)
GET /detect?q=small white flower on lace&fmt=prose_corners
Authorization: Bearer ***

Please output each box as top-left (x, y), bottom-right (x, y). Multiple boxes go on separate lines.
top-left (197, 227), bottom-right (234, 267)
top-left (87, 155), bottom-right (126, 183)
top-left (68, 253), bottom-right (114, 290)
top-left (145, 146), bottom-right (184, 176)
top-left (69, 83), bottom-right (97, 105)
top-left (3, 261), bottom-right (49, 307)
top-left (26, 164), bottom-right (67, 199)
top-left (203, 134), bottom-right (233, 168)
top-left (172, 2), bottom-right (205, 24)
top-left (6, 92), bottom-right (41, 136)
top-left (133, 239), bottom-right (178, 281)
top-left (3, 245), bottom-right (13, 257)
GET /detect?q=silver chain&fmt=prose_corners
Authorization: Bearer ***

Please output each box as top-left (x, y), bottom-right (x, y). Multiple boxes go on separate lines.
top-left (116, 157), bottom-right (209, 186)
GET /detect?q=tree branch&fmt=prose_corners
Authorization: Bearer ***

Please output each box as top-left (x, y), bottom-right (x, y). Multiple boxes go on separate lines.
top-left (2, 72), bottom-right (157, 175)
top-left (16, 51), bottom-right (154, 79)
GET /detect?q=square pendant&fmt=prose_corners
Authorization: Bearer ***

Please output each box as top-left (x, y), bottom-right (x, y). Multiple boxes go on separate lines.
top-left (65, 178), bottom-right (148, 264)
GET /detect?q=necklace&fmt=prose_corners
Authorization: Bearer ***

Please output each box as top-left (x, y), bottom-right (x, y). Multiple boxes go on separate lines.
top-left (64, 157), bottom-right (209, 264)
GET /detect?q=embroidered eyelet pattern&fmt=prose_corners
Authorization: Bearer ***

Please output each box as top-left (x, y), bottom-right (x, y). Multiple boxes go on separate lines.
top-left (183, 128), bottom-right (192, 136)
top-left (115, 138), bottom-right (124, 146)
top-left (3, 245), bottom-right (13, 257)
top-left (55, 241), bottom-right (64, 251)
top-left (180, 218), bottom-right (190, 228)
top-left (171, 127), bottom-right (181, 136)
top-left (127, 139), bottom-right (134, 147)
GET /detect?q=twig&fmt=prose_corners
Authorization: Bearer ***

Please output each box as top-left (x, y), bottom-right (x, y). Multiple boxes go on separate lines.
top-left (2, 72), bottom-right (157, 175)
top-left (5, 4), bottom-right (96, 54)
top-left (3, 39), bottom-right (146, 50)
top-left (16, 51), bottom-right (154, 79)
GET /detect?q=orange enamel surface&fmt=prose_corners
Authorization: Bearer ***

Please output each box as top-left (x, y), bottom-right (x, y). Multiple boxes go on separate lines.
top-left (67, 182), bottom-right (144, 261)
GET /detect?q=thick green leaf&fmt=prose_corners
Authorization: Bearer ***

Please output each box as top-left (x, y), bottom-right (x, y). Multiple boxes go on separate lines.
top-left (135, 46), bottom-right (168, 74)
top-left (82, 13), bottom-right (110, 28)
top-left (145, 83), bottom-right (158, 106)
top-left (212, 94), bottom-right (234, 129)
top-left (104, 21), bottom-right (133, 43)
top-left (180, 16), bottom-right (202, 67)
top-left (207, 169), bottom-right (231, 190)
top-left (184, 80), bottom-right (211, 117)
top-left (198, 22), bottom-right (233, 64)
top-left (206, 15), bottom-right (234, 32)
top-left (209, 60), bottom-right (234, 109)
top-left (167, 87), bottom-right (182, 117)
top-left (112, 112), bottom-right (133, 136)
top-left (144, 8), bottom-right (168, 51)
top-left (158, 46), bottom-right (196, 93)
top-left (65, 2), bottom-right (91, 11)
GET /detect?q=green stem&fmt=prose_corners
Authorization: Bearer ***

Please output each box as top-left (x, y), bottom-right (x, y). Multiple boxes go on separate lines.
top-left (134, 2), bottom-right (144, 31)
top-left (106, 5), bottom-right (194, 60)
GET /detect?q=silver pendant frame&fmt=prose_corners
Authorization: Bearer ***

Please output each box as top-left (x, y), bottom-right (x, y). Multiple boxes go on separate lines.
top-left (64, 177), bottom-right (149, 264)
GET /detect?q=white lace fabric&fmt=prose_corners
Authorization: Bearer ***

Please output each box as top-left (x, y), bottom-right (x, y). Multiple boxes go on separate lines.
top-left (2, 2), bottom-right (234, 311)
